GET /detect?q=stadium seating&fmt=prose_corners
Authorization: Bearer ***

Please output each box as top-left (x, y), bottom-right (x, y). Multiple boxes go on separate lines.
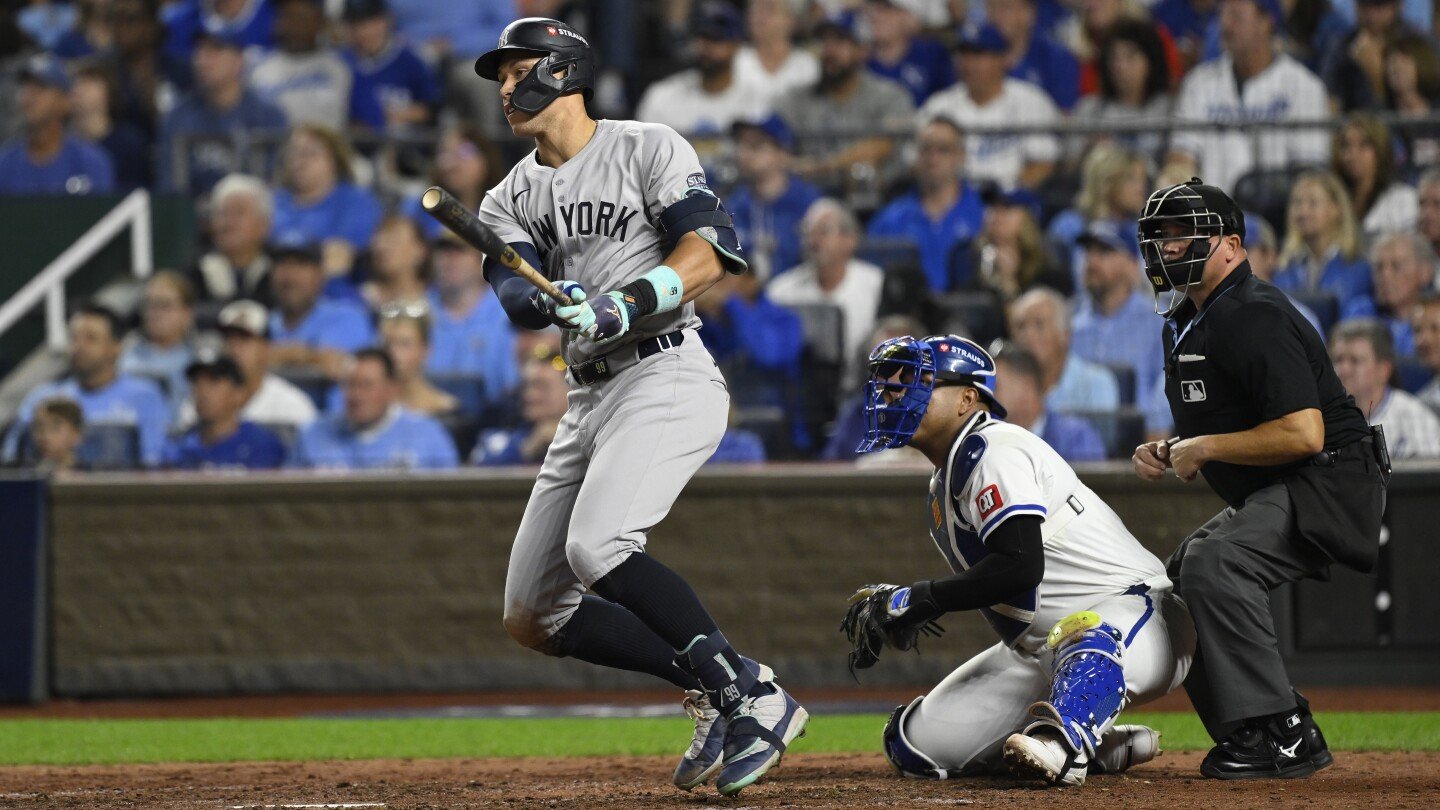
top-left (1101, 362), bottom-right (1137, 407)
top-left (1232, 166), bottom-right (1316, 235)
top-left (1397, 358), bottom-right (1434, 394)
top-left (437, 412), bottom-right (481, 463)
top-left (788, 303), bottom-right (847, 446)
top-left (933, 291), bottom-right (1004, 346)
top-left (1071, 408), bottom-right (1146, 460)
top-left (857, 237), bottom-right (921, 274)
top-left (78, 423), bottom-right (141, 470)
top-left (732, 405), bottom-right (789, 459)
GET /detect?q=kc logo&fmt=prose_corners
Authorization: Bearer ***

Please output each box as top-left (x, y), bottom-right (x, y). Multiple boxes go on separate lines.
top-left (975, 484), bottom-right (1003, 519)
top-left (1181, 380), bottom-right (1207, 403)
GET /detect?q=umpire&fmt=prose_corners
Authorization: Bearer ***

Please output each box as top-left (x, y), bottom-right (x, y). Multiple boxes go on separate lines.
top-left (1131, 180), bottom-right (1389, 780)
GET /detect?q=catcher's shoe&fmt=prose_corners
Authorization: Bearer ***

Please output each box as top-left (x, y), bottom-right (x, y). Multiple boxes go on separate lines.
top-left (715, 682), bottom-right (809, 796)
top-left (1003, 731), bottom-right (1088, 786)
top-left (672, 660), bottom-right (774, 790)
top-left (1089, 725), bottom-right (1162, 774)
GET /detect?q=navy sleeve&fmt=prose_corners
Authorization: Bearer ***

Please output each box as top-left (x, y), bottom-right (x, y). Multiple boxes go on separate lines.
top-left (914, 516), bottom-right (1045, 617)
top-left (485, 242), bottom-right (551, 330)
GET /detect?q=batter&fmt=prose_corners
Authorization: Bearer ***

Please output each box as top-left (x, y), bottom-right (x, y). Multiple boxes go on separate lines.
top-left (471, 18), bottom-right (807, 796)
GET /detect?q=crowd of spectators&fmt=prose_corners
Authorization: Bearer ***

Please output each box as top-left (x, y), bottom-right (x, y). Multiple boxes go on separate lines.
top-left (3, 0), bottom-right (1440, 472)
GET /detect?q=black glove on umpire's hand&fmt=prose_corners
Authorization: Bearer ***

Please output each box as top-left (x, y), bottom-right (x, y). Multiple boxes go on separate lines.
top-left (838, 581), bottom-right (945, 678)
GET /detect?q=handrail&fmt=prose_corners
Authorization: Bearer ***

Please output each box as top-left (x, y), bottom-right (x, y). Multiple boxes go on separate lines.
top-left (0, 189), bottom-right (153, 350)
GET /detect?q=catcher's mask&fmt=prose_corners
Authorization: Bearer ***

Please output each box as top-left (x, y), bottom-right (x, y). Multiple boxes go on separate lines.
top-left (1137, 178), bottom-right (1244, 316)
top-left (858, 335), bottom-right (1006, 453)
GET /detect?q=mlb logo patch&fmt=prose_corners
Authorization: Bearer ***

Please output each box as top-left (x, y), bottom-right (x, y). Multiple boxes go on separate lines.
top-left (1181, 380), bottom-right (1206, 403)
top-left (975, 484), bottom-right (1003, 519)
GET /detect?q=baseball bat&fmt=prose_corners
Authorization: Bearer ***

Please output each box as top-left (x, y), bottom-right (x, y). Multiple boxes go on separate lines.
top-left (419, 186), bottom-right (574, 306)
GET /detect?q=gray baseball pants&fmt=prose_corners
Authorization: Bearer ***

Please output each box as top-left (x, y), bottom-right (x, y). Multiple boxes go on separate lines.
top-left (502, 329), bottom-right (729, 649)
top-left (1165, 482), bottom-right (1332, 741)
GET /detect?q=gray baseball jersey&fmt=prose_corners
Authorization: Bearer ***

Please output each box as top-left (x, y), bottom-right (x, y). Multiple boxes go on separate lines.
top-left (479, 119), bottom-right (713, 363)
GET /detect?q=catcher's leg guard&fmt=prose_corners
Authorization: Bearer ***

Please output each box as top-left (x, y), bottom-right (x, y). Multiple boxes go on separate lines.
top-left (1024, 611), bottom-right (1128, 761)
top-left (882, 697), bottom-right (950, 779)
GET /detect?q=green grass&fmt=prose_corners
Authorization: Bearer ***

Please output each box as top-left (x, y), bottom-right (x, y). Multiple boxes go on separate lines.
top-left (0, 712), bottom-right (1435, 766)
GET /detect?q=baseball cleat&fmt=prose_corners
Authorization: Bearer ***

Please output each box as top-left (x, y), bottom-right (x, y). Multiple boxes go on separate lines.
top-left (672, 660), bottom-right (774, 790)
top-left (715, 682), bottom-right (809, 796)
top-left (1090, 724), bottom-right (1162, 774)
top-left (1003, 732), bottom-right (1087, 786)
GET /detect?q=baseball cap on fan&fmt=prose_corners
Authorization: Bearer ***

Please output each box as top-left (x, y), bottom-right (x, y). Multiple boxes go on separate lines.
top-left (19, 54), bottom-right (72, 91)
top-left (731, 113), bottom-right (797, 152)
top-left (955, 23), bottom-right (1008, 54)
top-left (218, 300), bottom-right (270, 339)
top-left (342, 0), bottom-right (389, 22)
top-left (1238, 0), bottom-right (1285, 26)
top-left (693, 1), bottom-right (746, 41)
top-left (1077, 219), bottom-right (1142, 260)
top-left (185, 350), bottom-right (246, 385)
top-left (269, 230), bottom-right (323, 264)
top-left (816, 11), bottom-right (871, 44)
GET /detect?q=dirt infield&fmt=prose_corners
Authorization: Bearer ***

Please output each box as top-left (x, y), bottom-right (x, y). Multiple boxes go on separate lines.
top-left (1, 751), bottom-right (1437, 809)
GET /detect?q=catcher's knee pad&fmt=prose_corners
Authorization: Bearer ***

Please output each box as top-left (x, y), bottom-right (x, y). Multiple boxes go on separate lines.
top-left (883, 697), bottom-right (951, 779)
top-left (1025, 611), bottom-right (1128, 757)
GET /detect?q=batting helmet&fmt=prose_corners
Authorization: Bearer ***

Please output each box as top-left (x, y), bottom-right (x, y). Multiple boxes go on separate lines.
top-left (474, 18), bottom-right (594, 114)
top-left (858, 335), bottom-right (1007, 453)
top-left (1136, 178), bottom-right (1244, 315)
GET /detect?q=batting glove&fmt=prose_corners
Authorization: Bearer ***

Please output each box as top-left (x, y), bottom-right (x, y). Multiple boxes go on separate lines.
top-left (557, 290), bottom-right (635, 346)
top-left (531, 280), bottom-right (587, 329)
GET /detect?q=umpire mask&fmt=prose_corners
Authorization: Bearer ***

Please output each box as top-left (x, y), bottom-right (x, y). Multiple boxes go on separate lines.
top-left (1137, 179), bottom-right (1244, 316)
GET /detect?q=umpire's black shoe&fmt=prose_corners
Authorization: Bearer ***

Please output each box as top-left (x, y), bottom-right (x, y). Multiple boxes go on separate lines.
top-left (1200, 710), bottom-right (1317, 780)
top-left (1293, 689), bottom-right (1333, 770)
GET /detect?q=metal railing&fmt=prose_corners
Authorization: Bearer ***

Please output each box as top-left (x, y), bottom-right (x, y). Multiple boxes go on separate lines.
top-left (166, 111), bottom-right (1440, 200)
top-left (0, 189), bottom-right (154, 350)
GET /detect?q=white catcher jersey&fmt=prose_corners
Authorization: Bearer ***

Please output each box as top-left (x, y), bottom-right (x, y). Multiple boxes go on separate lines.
top-left (927, 412), bottom-right (1170, 653)
top-left (479, 119), bottom-right (719, 364)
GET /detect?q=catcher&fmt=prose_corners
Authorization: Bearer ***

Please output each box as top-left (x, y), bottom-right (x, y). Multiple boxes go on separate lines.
top-left (842, 335), bottom-right (1196, 785)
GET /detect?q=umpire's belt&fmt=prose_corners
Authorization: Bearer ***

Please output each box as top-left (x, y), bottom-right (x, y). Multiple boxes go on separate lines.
top-left (569, 330), bottom-right (685, 385)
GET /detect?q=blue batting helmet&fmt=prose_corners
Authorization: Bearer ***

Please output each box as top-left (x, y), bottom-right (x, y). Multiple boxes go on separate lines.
top-left (858, 335), bottom-right (1006, 453)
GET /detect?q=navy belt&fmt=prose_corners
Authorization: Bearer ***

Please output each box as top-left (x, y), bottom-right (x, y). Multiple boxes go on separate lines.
top-left (569, 330), bottom-right (685, 385)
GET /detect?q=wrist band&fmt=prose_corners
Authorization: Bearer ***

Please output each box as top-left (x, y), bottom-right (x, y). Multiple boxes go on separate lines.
top-left (641, 265), bottom-right (684, 314)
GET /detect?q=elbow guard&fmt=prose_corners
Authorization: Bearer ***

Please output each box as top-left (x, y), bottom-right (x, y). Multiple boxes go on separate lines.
top-left (658, 191), bottom-right (748, 274)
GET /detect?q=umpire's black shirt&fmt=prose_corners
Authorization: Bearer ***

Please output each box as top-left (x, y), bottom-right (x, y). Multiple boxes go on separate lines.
top-left (1163, 261), bottom-right (1370, 507)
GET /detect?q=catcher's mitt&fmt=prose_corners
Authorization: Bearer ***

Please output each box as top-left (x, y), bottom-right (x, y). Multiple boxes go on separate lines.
top-left (839, 583), bottom-right (945, 678)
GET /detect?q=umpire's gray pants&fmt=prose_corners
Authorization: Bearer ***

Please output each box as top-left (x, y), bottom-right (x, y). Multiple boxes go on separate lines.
top-left (501, 330), bottom-right (729, 649)
top-left (1166, 482), bottom-right (1330, 741)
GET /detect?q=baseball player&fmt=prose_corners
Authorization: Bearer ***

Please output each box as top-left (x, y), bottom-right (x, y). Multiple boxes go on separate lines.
top-left (841, 335), bottom-right (1195, 785)
top-left (471, 19), bottom-right (807, 796)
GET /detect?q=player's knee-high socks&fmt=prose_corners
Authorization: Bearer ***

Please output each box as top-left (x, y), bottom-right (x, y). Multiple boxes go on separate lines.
top-left (545, 595), bottom-right (701, 691)
top-left (591, 553), bottom-right (765, 716)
